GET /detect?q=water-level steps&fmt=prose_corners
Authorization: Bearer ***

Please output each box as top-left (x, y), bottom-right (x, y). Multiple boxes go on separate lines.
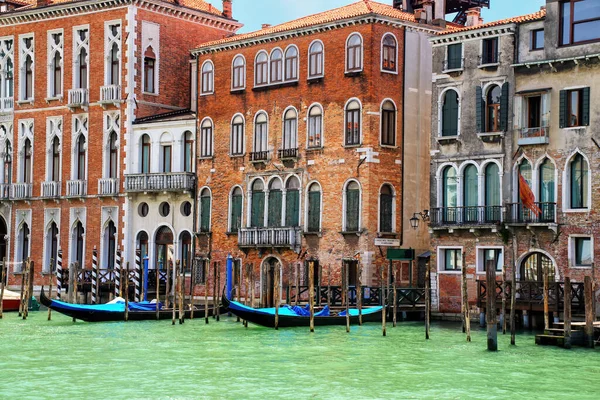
top-left (535, 325), bottom-right (585, 347)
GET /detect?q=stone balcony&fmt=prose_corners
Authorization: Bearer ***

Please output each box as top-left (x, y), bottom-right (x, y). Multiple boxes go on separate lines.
top-left (100, 85), bottom-right (121, 105)
top-left (40, 181), bottom-right (61, 199)
top-left (124, 172), bottom-right (195, 193)
top-left (0, 96), bottom-right (14, 113)
top-left (67, 88), bottom-right (89, 108)
top-left (98, 178), bottom-right (119, 196)
top-left (66, 180), bottom-right (87, 197)
top-left (10, 183), bottom-right (32, 200)
top-left (238, 226), bottom-right (302, 251)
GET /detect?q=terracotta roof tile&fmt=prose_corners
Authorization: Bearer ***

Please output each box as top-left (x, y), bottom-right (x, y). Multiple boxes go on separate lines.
top-left (440, 9), bottom-right (546, 34)
top-left (194, 0), bottom-right (418, 50)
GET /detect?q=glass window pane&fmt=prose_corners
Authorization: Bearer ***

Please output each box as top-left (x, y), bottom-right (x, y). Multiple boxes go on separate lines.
top-left (575, 238), bottom-right (592, 265)
top-left (574, 0), bottom-right (600, 21)
top-left (561, 2), bottom-right (571, 45)
top-left (573, 20), bottom-right (600, 43)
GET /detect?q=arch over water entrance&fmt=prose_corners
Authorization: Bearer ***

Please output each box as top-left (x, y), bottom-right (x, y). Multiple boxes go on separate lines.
top-left (261, 256), bottom-right (281, 308)
top-left (155, 226), bottom-right (173, 271)
top-left (519, 251), bottom-right (557, 282)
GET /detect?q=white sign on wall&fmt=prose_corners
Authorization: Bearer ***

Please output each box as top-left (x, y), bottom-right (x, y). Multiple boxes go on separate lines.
top-left (374, 238), bottom-right (400, 247)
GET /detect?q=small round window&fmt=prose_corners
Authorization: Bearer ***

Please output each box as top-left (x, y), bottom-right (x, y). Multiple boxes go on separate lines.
top-left (181, 201), bottom-right (192, 217)
top-left (159, 202), bottom-right (170, 217)
top-left (138, 202), bottom-right (149, 217)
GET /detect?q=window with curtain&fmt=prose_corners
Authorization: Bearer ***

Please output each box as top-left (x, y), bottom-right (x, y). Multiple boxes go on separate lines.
top-left (345, 181), bottom-right (360, 232)
top-left (230, 187), bottom-right (243, 232)
top-left (282, 108), bottom-right (297, 151)
top-left (518, 160), bottom-right (532, 221)
top-left (381, 100), bottom-right (396, 146)
top-left (308, 41), bottom-right (324, 78)
top-left (232, 55), bottom-right (245, 89)
top-left (346, 34), bottom-right (363, 72)
top-left (231, 115), bottom-right (244, 156)
top-left (284, 46), bottom-right (298, 81)
top-left (379, 184), bottom-right (394, 232)
top-left (201, 61), bottom-right (214, 94)
top-left (76, 135), bottom-right (86, 180)
top-left (199, 188), bottom-right (211, 232)
top-left (345, 100), bottom-right (361, 146)
top-left (285, 177), bottom-right (300, 227)
top-left (108, 132), bottom-right (118, 179)
top-left (253, 112), bottom-right (268, 153)
top-left (200, 119), bottom-right (213, 158)
top-left (267, 179), bottom-right (283, 227)
top-left (442, 166), bottom-right (457, 223)
top-left (109, 42), bottom-right (119, 86)
top-left (443, 248), bottom-right (462, 271)
top-left (382, 34), bottom-right (397, 72)
top-left (539, 158), bottom-right (555, 220)
top-left (570, 153), bottom-right (588, 209)
top-left (307, 183), bottom-right (321, 232)
top-left (140, 134), bottom-right (150, 173)
top-left (105, 221), bottom-right (116, 269)
top-left (441, 90), bottom-right (459, 136)
top-left (574, 237), bottom-right (592, 266)
top-left (463, 164), bottom-right (478, 223)
top-left (22, 138), bottom-right (32, 184)
top-left (183, 131), bottom-right (193, 172)
top-left (307, 105), bottom-right (323, 148)
top-left (251, 180), bottom-right (265, 228)
top-left (47, 222), bottom-right (59, 273)
top-left (255, 51), bottom-right (268, 86)
top-left (270, 49), bottom-right (283, 83)
top-left (484, 163), bottom-right (500, 222)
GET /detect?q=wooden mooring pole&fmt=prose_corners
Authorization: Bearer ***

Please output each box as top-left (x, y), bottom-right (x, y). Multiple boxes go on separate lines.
top-left (212, 262), bottom-right (217, 319)
top-left (205, 261), bottom-right (209, 324)
top-left (216, 262), bottom-right (221, 322)
top-left (486, 259), bottom-right (498, 351)
top-left (309, 260), bottom-right (315, 333)
top-left (124, 262), bottom-right (130, 322)
top-left (48, 258), bottom-right (54, 321)
top-left (501, 266), bottom-right (507, 335)
top-left (564, 276), bottom-right (572, 349)
top-left (0, 257), bottom-right (7, 319)
top-left (392, 262), bottom-right (397, 328)
top-left (381, 265), bottom-right (386, 337)
top-left (543, 263), bottom-right (550, 332)
top-left (155, 263), bottom-right (160, 321)
top-left (190, 260), bottom-right (195, 320)
top-left (510, 235), bottom-right (517, 345)
top-left (357, 262), bottom-right (363, 326)
top-left (462, 253), bottom-right (471, 342)
top-left (18, 261), bottom-right (26, 316)
top-left (345, 262), bottom-right (350, 333)
top-left (294, 262), bottom-right (299, 306)
top-left (327, 264), bottom-right (331, 308)
top-left (584, 276), bottom-right (594, 348)
top-left (179, 261), bottom-right (184, 324)
top-left (425, 261), bottom-right (430, 340)
top-left (166, 261), bottom-right (171, 310)
top-left (274, 262), bottom-right (280, 330)
top-left (172, 261), bottom-right (177, 325)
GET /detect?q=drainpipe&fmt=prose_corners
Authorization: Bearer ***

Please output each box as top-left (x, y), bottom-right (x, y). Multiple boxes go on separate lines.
top-left (400, 29), bottom-right (407, 247)
top-left (191, 55), bottom-right (200, 273)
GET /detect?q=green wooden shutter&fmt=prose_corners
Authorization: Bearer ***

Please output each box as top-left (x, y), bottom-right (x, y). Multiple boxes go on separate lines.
top-left (346, 189), bottom-right (359, 231)
top-left (200, 196), bottom-right (211, 232)
top-left (231, 194), bottom-right (242, 232)
top-left (251, 192), bottom-right (264, 228)
top-left (308, 191), bottom-right (321, 232)
top-left (380, 194), bottom-right (393, 232)
top-left (500, 82), bottom-right (509, 132)
top-left (582, 87), bottom-right (590, 126)
top-left (285, 189), bottom-right (299, 227)
top-left (268, 190), bottom-right (282, 227)
top-left (476, 86), bottom-right (483, 133)
top-left (442, 90), bottom-right (459, 136)
top-left (559, 90), bottom-right (567, 128)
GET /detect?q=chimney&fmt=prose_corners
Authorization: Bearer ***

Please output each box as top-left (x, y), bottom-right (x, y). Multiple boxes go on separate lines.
top-left (465, 7), bottom-right (482, 27)
top-left (222, 0), bottom-right (232, 19)
top-left (262, 23), bottom-right (271, 30)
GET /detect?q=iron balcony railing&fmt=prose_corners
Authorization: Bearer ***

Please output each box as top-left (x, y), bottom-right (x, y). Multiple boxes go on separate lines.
top-left (518, 126), bottom-right (549, 145)
top-left (278, 148), bottom-right (298, 160)
top-left (100, 85), bottom-right (121, 103)
top-left (10, 183), bottom-right (32, 200)
top-left (67, 88), bottom-right (89, 107)
top-left (0, 96), bottom-right (14, 112)
top-left (66, 180), bottom-right (87, 197)
top-left (505, 202), bottom-right (556, 224)
top-left (238, 227), bottom-right (302, 249)
top-left (98, 178), bottom-right (119, 196)
top-left (429, 206), bottom-right (502, 227)
top-left (124, 172), bottom-right (195, 193)
top-left (249, 151), bottom-right (269, 162)
top-left (41, 181), bottom-right (61, 198)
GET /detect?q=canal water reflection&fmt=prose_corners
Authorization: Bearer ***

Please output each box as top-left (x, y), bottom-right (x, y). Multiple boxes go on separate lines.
top-left (0, 312), bottom-right (598, 399)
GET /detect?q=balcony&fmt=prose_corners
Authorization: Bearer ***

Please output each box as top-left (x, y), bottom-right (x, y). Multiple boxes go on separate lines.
top-left (278, 148), bottom-right (298, 160)
top-left (11, 183), bottom-right (32, 200)
top-left (518, 126), bottom-right (549, 146)
top-left (0, 96), bottom-right (14, 113)
top-left (0, 183), bottom-right (10, 199)
top-left (429, 206), bottom-right (502, 228)
top-left (66, 180), bottom-right (87, 197)
top-left (505, 202), bottom-right (556, 225)
top-left (238, 227), bottom-right (302, 251)
top-left (67, 88), bottom-right (89, 108)
top-left (249, 151), bottom-right (269, 163)
top-left (100, 85), bottom-right (121, 104)
top-left (98, 178), bottom-right (119, 196)
top-left (124, 172), bottom-right (195, 193)
top-left (41, 181), bottom-right (61, 198)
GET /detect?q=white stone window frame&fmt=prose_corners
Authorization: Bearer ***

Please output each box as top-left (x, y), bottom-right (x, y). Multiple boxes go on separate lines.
top-left (0, 122), bottom-right (13, 183)
top-left (252, 110), bottom-right (269, 153)
top-left (283, 44), bottom-right (299, 83)
top-left (72, 24), bottom-right (90, 90)
top-left (13, 209), bottom-right (32, 272)
top-left (198, 186), bottom-right (213, 232)
top-left (377, 182), bottom-right (396, 234)
top-left (344, 32), bottom-right (364, 74)
top-left (562, 149), bottom-right (592, 213)
top-left (253, 50), bottom-right (269, 88)
top-left (304, 180), bottom-right (323, 233)
top-left (103, 111), bottom-right (120, 179)
top-left (200, 60), bottom-right (214, 96)
top-left (436, 245), bottom-right (464, 274)
top-left (18, 33), bottom-right (34, 103)
top-left (69, 207), bottom-right (87, 269)
top-left (532, 154), bottom-right (558, 205)
top-left (568, 234), bottom-right (594, 269)
top-left (281, 105), bottom-right (298, 151)
top-left (46, 29), bottom-right (64, 100)
top-left (42, 208), bottom-right (61, 273)
top-left (100, 206), bottom-right (119, 271)
top-left (443, 42), bottom-right (464, 73)
top-left (341, 178), bottom-right (362, 232)
top-left (246, 176), bottom-right (266, 227)
top-left (141, 21), bottom-right (160, 96)
top-left (229, 113), bottom-right (246, 157)
top-left (343, 97), bottom-right (363, 147)
top-left (199, 117), bottom-right (214, 159)
top-left (307, 39), bottom-right (325, 80)
top-left (17, 119), bottom-right (34, 183)
top-left (380, 32), bottom-right (399, 75)
top-left (71, 114), bottom-right (89, 181)
top-left (230, 54), bottom-right (246, 91)
top-left (379, 97), bottom-right (398, 148)
top-left (228, 184), bottom-right (245, 232)
top-left (0, 36), bottom-right (14, 101)
top-left (305, 102), bottom-right (324, 149)
top-left (437, 86), bottom-right (462, 138)
top-left (104, 20), bottom-right (122, 87)
top-left (475, 246), bottom-right (504, 275)
top-left (45, 116), bottom-right (63, 182)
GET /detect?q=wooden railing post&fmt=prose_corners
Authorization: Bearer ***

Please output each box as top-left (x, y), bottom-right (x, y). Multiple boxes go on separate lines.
top-left (584, 276), bottom-right (594, 348)
top-left (486, 259), bottom-right (497, 351)
top-left (564, 277), bottom-right (572, 349)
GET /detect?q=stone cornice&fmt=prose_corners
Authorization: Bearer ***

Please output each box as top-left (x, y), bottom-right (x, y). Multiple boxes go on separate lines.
top-left (430, 24), bottom-right (516, 46)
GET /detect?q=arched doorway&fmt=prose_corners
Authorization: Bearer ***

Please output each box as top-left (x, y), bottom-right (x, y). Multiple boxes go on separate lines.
top-left (155, 226), bottom-right (173, 271)
top-left (520, 252), bottom-right (556, 282)
top-left (261, 257), bottom-right (281, 308)
top-left (0, 216), bottom-right (6, 284)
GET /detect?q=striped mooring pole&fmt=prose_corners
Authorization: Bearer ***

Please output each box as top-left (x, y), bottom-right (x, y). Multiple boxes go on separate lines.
top-left (134, 249), bottom-right (141, 302)
top-left (56, 249), bottom-right (63, 300)
top-left (91, 247), bottom-right (98, 304)
top-left (115, 247), bottom-right (121, 298)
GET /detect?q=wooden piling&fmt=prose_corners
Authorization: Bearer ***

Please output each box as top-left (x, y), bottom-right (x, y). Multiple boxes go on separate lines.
top-left (0, 257), bottom-right (6, 319)
top-left (485, 259), bottom-right (498, 351)
top-left (172, 261), bottom-right (177, 325)
top-left (345, 262), bottom-right (350, 333)
top-left (357, 262), bottom-right (363, 326)
top-left (274, 262), bottom-right (280, 330)
top-left (294, 262), bottom-right (299, 306)
top-left (178, 261), bottom-right (184, 324)
top-left (22, 259), bottom-right (32, 319)
top-left (392, 263), bottom-right (397, 328)
top-left (584, 276), bottom-right (594, 348)
top-left (309, 260), bottom-right (315, 333)
top-left (501, 265), bottom-right (507, 335)
top-left (250, 262), bottom-right (255, 308)
top-left (381, 265), bottom-right (386, 337)
top-left (48, 260), bottom-right (53, 321)
top-left (216, 262), bottom-right (221, 322)
top-left (327, 264), bottom-right (331, 307)
top-left (510, 234), bottom-right (517, 345)
top-left (166, 261), bottom-right (171, 310)
top-left (543, 263), bottom-right (549, 331)
top-left (18, 261), bottom-right (26, 316)
top-left (190, 261), bottom-right (195, 320)
top-left (462, 253), bottom-right (471, 342)
top-left (124, 263), bottom-right (130, 322)
top-left (564, 276), bottom-right (572, 349)
top-left (425, 261), bottom-right (430, 340)
top-left (205, 261), bottom-right (209, 324)
top-left (155, 263), bottom-right (160, 320)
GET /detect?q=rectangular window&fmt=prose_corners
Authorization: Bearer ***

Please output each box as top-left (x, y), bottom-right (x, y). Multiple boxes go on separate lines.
top-left (478, 248), bottom-right (503, 272)
top-left (526, 95), bottom-right (542, 128)
top-left (200, 125), bottom-right (213, 157)
top-left (531, 29), bottom-right (544, 50)
top-left (573, 237), bottom-right (592, 266)
top-left (446, 43), bottom-right (462, 70)
top-left (567, 89), bottom-right (583, 127)
top-left (481, 37), bottom-right (498, 65)
top-left (561, 0), bottom-right (600, 46)
top-left (345, 109), bottom-right (360, 146)
top-left (231, 121), bottom-right (244, 156)
top-left (441, 248), bottom-right (462, 271)
top-left (161, 145), bottom-right (171, 173)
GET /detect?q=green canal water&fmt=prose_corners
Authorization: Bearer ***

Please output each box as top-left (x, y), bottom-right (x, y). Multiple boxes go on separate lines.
top-left (1, 312), bottom-right (598, 399)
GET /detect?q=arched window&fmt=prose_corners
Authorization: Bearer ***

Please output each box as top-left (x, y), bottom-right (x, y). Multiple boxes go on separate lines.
top-left (2, 140), bottom-right (12, 189)
top-left (231, 114), bottom-right (244, 156)
top-left (5, 57), bottom-right (13, 98)
top-left (140, 134), bottom-right (151, 173)
top-left (570, 153), bottom-right (588, 209)
top-left (23, 138), bottom-right (32, 184)
top-left (105, 221), bottom-right (116, 269)
top-left (517, 159), bottom-right (532, 221)
top-left (200, 119), bottom-right (213, 158)
top-left (232, 55), bottom-right (245, 90)
top-left (270, 49), bottom-right (283, 83)
top-left (521, 252), bottom-right (555, 282)
top-left (143, 47), bottom-right (156, 93)
top-left (24, 55), bottom-right (33, 99)
top-left (75, 135), bottom-right (86, 180)
top-left (137, 231), bottom-right (149, 260)
top-left (346, 34), bottom-right (363, 72)
top-left (253, 112), bottom-right (268, 154)
top-left (255, 51), bottom-right (268, 86)
top-left (307, 182), bottom-right (321, 232)
top-left (381, 100), bottom-right (396, 146)
top-left (77, 49), bottom-right (88, 89)
top-left (463, 164), bottom-right (478, 223)
top-left (108, 132), bottom-right (118, 179)
top-left (441, 90), bottom-right (459, 137)
top-left (539, 158), bottom-right (555, 220)
top-left (199, 188), bottom-right (211, 233)
top-left (46, 221), bottom-right (59, 273)
top-left (344, 181), bottom-right (360, 232)
top-left (18, 222), bottom-right (30, 271)
top-left (307, 104), bottom-right (323, 148)
top-left (282, 108), bottom-right (297, 152)
top-left (345, 99), bottom-right (361, 146)
top-left (442, 166), bottom-right (457, 223)
top-left (51, 137), bottom-right (60, 182)
top-left (379, 184), bottom-right (394, 233)
top-left (484, 163), bottom-right (501, 222)
top-left (180, 231), bottom-right (192, 272)
top-left (183, 131), bottom-right (193, 172)
top-left (285, 176), bottom-right (300, 227)
top-left (230, 186), bottom-right (243, 232)
top-left (268, 178), bottom-right (283, 227)
top-left (73, 221), bottom-right (85, 268)
top-left (382, 34), bottom-right (397, 72)
top-left (155, 226), bottom-right (173, 271)
top-left (201, 61), bottom-right (214, 94)
top-left (486, 85), bottom-right (501, 132)
top-left (250, 179), bottom-right (265, 228)
top-left (52, 51), bottom-right (62, 97)
top-left (109, 43), bottom-right (119, 86)
top-left (308, 41), bottom-right (324, 78)
top-left (284, 46), bottom-right (298, 81)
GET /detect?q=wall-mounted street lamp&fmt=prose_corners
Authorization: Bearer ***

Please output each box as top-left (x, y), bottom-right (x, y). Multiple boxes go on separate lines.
top-left (410, 210), bottom-right (429, 230)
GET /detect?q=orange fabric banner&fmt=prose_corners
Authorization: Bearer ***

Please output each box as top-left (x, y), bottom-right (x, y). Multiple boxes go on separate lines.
top-left (519, 174), bottom-right (542, 216)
